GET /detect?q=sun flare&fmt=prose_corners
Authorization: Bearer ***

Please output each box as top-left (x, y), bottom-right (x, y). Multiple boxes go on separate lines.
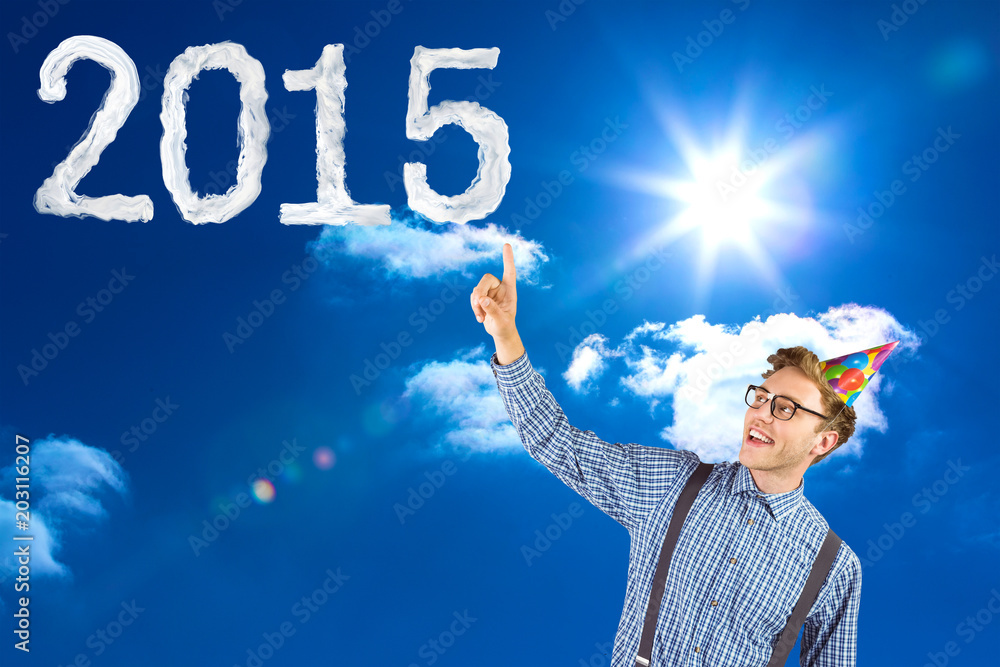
top-left (610, 102), bottom-right (828, 300)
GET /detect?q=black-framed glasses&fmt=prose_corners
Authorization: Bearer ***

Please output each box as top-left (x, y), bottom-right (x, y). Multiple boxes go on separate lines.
top-left (745, 385), bottom-right (830, 421)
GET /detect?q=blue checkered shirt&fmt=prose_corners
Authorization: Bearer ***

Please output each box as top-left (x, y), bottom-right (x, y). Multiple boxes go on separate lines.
top-left (491, 350), bottom-right (861, 667)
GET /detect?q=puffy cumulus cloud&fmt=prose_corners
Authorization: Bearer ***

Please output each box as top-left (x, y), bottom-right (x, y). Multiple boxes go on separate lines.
top-left (307, 212), bottom-right (549, 285)
top-left (0, 507), bottom-right (63, 579)
top-left (0, 436), bottom-right (128, 583)
top-left (401, 344), bottom-right (523, 455)
top-left (562, 304), bottom-right (920, 464)
top-left (563, 334), bottom-right (622, 393)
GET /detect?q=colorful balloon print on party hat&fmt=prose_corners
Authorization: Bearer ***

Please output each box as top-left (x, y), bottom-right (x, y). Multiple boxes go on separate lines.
top-left (819, 341), bottom-right (899, 407)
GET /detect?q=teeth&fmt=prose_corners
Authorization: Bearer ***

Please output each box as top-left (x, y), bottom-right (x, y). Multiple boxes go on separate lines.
top-left (750, 429), bottom-right (774, 444)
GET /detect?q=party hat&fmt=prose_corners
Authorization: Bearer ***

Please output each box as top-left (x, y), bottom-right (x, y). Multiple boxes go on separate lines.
top-left (819, 341), bottom-right (899, 407)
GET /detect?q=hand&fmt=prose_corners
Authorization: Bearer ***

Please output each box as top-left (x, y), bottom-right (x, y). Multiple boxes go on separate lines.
top-left (471, 242), bottom-right (517, 340)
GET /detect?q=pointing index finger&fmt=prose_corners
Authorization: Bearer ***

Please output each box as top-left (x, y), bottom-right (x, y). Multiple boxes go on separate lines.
top-left (502, 243), bottom-right (516, 286)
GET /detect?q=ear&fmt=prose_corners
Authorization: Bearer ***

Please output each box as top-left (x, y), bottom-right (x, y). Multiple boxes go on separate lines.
top-left (810, 430), bottom-right (839, 458)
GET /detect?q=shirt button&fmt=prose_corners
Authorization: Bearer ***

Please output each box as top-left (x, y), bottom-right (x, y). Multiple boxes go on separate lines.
top-left (710, 600), bottom-right (718, 606)
top-left (747, 518), bottom-right (754, 525)
top-left (694, 646), bottom-right (700, 653)
top-left (729, 557), bottom-right (737, 564)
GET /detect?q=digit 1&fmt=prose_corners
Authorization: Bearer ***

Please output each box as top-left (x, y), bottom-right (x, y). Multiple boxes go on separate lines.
top-left (280, 44), bottom-right (390, 226)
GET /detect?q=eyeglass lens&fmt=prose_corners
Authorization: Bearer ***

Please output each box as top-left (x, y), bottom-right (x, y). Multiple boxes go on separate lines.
top-left (747, 387), bottom-right (797, 420)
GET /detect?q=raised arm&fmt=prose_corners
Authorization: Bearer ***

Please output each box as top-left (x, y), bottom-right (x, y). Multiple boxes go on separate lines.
top-left (473, 243), bottom-right (697, 533)
top-left (491, 350), bottom-right (697, 532)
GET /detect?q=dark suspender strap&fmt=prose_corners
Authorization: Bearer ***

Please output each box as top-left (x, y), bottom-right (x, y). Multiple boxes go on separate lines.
top-left (765, 528), bottom-right (843, 666)
top-left (634, 462), bottom-right (714, 667)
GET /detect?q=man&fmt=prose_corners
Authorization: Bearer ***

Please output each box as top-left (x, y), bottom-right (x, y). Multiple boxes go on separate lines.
top-left (471, 243), bottom-right (888, 666)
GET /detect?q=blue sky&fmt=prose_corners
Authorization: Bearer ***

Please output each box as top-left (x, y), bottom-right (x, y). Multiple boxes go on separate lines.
top-left (1, 0), bottom-right (998, 665)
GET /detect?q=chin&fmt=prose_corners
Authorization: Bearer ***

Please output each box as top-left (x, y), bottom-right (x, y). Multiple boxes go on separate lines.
top-left (740, 448), bottom-right (771, 469)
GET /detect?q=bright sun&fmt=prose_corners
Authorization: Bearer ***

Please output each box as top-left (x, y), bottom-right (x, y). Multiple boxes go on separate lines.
top-left (681, 147), bottom-right (767, 245)
top-left (610, 103), bottom-right (826, 300)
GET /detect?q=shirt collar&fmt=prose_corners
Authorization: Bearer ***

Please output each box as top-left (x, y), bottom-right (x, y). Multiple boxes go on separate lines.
top-left (730, 462), bottom-right (805, 522)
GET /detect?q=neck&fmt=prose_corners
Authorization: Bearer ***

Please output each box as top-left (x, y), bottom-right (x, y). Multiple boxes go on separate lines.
top-left (748, 466), bottom-right (804, 495)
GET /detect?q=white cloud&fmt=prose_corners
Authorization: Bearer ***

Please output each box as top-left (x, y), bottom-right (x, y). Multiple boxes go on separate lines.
top-left (0, 504), bottom-right (63, 578)
top-left (563, 334), bottom-right (621, 392)
top-left (563, 304), bottom-right (920, 464)
top-left (308, 212), bottom-right (549, 285)
top-left (0, 436), bottom-right (128, 583)
top-left (401, 344), bottom-right (522, 455)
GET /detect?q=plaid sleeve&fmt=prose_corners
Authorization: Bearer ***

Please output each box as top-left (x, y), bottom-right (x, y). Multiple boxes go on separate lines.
top-left (490, 350), bottom-right (697, 533)
top-left (799, 546), bottom-right (861, 667)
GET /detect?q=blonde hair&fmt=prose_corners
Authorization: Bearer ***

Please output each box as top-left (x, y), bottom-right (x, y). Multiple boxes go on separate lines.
top-left (761, 346), bottom-right (856, 466)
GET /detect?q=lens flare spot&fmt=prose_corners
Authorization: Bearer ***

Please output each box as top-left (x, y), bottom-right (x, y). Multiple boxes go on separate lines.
top-left (313, 446), bottom-right (336, 470)
top-left (380, 395), bottom-right (412, 425)
top-left (251, 478), bottom-right (276, 504)
top-left (209, 494), bottom-right (230, 514)
top-left (928, 39), bottom-right (990, 91)
top-left (362, 403), bottom-right (394, 437)
top-left (281, 461), bottom-right (302, 484)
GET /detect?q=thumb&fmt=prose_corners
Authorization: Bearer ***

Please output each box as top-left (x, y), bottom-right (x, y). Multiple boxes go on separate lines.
top-left (479, 295), bottom-right (504, 322)
top-left (478, 295), bottom-right (514, 335)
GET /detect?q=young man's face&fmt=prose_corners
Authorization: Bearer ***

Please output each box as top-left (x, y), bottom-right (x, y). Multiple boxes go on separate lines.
top-left (740, 365), bottom-right (834, 475)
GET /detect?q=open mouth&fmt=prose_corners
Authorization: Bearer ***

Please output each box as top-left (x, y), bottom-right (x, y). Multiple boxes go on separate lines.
top-left (747, 428), bottom-right (774, 446)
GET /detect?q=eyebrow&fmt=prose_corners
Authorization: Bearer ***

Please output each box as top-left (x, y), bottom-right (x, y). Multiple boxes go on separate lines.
top-left (759, 384), bottom-right (804, 405)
